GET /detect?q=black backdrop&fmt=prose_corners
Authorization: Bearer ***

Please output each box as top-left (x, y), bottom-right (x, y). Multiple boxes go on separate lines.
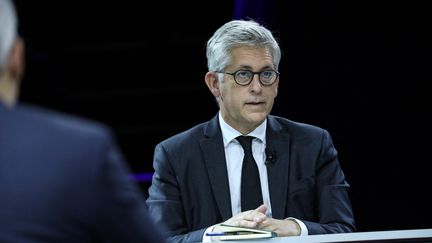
top-left (13, 0), bottom-right (431, 232)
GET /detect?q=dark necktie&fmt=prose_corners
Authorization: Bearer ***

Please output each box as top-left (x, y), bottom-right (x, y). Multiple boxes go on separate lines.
top-left (236, 136), bottom-right (263, 211)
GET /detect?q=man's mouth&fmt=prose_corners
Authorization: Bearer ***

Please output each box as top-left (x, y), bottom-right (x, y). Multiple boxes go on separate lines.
top-left (245, 101), bottom-right (264, 105)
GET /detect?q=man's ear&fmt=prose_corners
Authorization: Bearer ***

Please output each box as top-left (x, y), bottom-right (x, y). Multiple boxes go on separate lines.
top-left (205, 71), bottom-right (220, 97)
top-left (8, 37), bottom-right (25, 82)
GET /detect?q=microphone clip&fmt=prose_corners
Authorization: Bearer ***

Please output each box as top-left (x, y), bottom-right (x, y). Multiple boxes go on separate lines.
top-left (265, 148), bottom-right (276, 165)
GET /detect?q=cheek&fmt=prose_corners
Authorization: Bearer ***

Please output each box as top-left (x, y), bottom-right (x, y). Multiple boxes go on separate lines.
top-left (264, 90), bottom-right (278, 109)
top-left (220, 84), bottom-right (234, 100)
top-left (268, 87), bottom-right (278, 99)
top-left (272, 81), bottom-right (279, 96)
top-left (221, 89), bottom-right (243, 111)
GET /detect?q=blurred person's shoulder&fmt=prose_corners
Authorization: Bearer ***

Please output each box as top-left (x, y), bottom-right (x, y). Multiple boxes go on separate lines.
top-left (12, 103), bottom-right (114, 139)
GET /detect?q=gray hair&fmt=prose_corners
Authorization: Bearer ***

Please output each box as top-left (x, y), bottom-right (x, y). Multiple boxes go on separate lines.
top-left (0, 0), bottom-right (18, 71)
top-left (206, 19), bottom-right (281, 75)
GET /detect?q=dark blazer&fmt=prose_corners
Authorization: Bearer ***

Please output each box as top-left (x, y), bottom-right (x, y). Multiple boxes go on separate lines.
top-left (147, 114), bottom-right (355, 242)
top-left (0, 102), bottom-right (166, 243)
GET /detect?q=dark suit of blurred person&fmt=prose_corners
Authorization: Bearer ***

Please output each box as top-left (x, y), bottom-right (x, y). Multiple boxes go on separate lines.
top-left (0, 0), bottom-right (166, 242)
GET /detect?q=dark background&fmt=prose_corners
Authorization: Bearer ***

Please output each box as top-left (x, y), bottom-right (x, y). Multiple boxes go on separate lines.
top-left (13, 0), bottom-right (431, 233)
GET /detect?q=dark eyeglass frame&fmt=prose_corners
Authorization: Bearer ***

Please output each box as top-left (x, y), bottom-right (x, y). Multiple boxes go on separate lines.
top-left (215, 70), bottom-right (280, 86)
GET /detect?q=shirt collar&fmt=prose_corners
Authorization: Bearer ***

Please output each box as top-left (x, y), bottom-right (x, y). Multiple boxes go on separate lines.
top-left (218, 112), bottom-right (267, 147)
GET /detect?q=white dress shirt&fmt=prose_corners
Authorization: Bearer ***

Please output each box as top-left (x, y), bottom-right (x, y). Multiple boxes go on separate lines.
top-left (202, 113), bottom-right (307, 242)
top-left (219, 112), bottom-right (271, 217)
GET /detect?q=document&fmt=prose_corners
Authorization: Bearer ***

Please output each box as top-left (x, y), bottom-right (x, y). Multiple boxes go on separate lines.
top-left (206, 224), bottom-right (277, 241)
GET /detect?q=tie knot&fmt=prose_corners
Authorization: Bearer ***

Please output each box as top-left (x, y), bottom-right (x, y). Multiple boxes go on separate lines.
top-left (236, 136), bottom-right (254, 152)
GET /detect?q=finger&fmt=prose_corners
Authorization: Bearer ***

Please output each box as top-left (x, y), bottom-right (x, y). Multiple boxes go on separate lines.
top-left (238, 219), bottom-right (259, 228)
top-left (243, 210), bottom-right (266, 222)
top-left (255, 204), bottom-right (267, 214)
top-left (224, 212), bottom-right (257, 226)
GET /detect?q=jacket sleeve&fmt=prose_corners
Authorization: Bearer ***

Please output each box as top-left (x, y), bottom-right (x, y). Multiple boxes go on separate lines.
top-left (303, 129), bottom-right (356, 234)
top-left (146, 143), bottom-right (207, 243)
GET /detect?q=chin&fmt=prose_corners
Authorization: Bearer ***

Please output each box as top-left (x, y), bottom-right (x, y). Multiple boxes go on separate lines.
top-left (245, 112), bottom-right (268, 125)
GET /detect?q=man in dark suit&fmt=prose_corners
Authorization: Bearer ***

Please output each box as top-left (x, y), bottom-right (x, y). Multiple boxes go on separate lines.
top-left (0, 0), bottom-right (166, 242)
top-left (146, 19), bottom-right (356, 242)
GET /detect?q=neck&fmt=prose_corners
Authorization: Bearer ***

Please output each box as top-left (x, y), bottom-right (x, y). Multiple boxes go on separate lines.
top-left (0, 75), bottom-right (19, 107)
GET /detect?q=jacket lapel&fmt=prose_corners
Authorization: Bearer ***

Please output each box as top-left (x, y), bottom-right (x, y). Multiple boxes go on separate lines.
top-left (266, 116), bottom-right (291, 219)
top-left (200, 115), bottom-right (232, 220)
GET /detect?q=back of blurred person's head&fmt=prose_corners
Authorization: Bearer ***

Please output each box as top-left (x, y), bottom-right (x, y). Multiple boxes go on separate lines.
top-left (0, 0), bottom-right (25, 107)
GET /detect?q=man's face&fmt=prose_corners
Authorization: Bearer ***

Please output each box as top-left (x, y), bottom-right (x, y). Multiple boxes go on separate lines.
top-left (218, 46), bottom-right (279, 134)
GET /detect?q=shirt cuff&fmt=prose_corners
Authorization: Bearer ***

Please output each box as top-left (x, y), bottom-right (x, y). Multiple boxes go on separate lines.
top-left (286, 217), bottom-right (308, 236)
top-left (202, 225), bottom-right (217, 242)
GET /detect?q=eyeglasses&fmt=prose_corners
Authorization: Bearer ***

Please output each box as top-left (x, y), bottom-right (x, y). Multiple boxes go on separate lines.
top-left (216, 70), bottom-right (279, 86)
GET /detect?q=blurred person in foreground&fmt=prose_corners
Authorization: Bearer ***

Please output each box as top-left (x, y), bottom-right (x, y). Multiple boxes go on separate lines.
top-left (0, 0), bottom-right (166, 242)
top-left (146, 19), bottom-right (355, 242)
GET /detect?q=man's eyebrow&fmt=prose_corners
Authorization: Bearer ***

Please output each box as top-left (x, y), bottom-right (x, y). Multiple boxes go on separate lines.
top-left (235, 65), bottom-right (273, 70)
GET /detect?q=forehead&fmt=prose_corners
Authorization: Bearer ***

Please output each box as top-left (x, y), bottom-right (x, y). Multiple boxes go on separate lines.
top-left (229, 46), bottom-right (274, 69)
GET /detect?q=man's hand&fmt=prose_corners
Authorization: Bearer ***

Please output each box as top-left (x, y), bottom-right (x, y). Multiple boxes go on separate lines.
top-left (223, 204), bottom-right (267, 228)
top-left (257, 218), bottom-right (301, 236)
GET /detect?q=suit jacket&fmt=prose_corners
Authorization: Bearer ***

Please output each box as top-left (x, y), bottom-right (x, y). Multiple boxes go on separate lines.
top-left (147, 113), bottom-right (355, 242)
top-left (0, 102), bottom-right (166, 243)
